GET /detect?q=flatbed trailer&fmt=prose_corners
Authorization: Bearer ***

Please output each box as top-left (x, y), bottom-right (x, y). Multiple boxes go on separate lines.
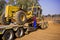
top-left (0, 20), bottom-right (48, 40)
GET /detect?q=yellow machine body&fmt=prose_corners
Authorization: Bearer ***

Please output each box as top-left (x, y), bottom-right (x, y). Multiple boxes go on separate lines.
top-left (5, 5), bottom-right (20, 18)
top-left (4, 4), bottom-right (41, 23)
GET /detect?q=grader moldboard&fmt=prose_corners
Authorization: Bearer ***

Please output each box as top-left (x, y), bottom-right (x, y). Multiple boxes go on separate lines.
top-left (0, 0), bottom-right (48, 40)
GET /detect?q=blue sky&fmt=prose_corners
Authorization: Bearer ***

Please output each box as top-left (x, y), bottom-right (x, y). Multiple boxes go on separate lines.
top-left (5, 0), bottom-right (60, 15)
top-left (39, 0), bottom-right (60, 15)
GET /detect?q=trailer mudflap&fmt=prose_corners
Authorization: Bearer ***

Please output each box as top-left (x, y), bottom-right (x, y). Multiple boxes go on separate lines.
top-left (0, 28), bottom-right (5, 34)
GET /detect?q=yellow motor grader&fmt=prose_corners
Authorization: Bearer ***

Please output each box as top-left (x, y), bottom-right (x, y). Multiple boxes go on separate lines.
top-left (1, 4), bottom-right (42, 25)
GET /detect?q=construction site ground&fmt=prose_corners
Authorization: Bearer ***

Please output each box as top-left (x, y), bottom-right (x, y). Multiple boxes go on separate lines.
top-left (15, 16), bottom-right (60, 40)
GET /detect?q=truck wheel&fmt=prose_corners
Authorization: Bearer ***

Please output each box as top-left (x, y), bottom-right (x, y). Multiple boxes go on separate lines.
top-left (15, 11), bottom-right (27, 25)
top-left (2, 30), bottom-right (14, 40)
top-left (1, 13), bottom-right (11, 25)
top-left (41, 22), bottom-right (48, 29)
top-left (15, 28), bottom-right (24, 38)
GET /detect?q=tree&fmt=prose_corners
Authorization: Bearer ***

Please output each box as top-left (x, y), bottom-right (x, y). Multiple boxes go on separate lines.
top-left (7, 0), bottom-right (39, 10)
top-left (8, 0), bottom-right (15, 5)
top-left (15, 0), bottom-right (38, 10)
top-left (0, 0), bottom-right (6, 15)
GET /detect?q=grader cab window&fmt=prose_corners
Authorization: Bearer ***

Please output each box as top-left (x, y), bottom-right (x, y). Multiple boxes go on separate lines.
top-left (33, 8), bottom-right (38, 16)
top-left (33, 8), bottom-right (37, 12)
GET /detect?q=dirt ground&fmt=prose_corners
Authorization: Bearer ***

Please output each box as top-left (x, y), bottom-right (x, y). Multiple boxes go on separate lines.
top-left (15, 17), bottom-right (60, 40)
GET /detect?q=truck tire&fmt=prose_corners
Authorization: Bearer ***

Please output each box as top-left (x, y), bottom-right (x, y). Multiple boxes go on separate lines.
top-left (2, 30), bottom-right (14, 40)
top-left (15, 28), bottom-right (24, 38)
top-left (41, 22), bottom-right (48, 29)
top-left (1, 13), bottom-right (11, 25)
top-left (15, 11), bottom-right (27, 25)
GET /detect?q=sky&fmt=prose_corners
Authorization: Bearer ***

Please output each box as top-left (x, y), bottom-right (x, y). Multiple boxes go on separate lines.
top-left (5, 0), bottom-right (60, 15)
top-left (38, 0), bottom-right (60, 15)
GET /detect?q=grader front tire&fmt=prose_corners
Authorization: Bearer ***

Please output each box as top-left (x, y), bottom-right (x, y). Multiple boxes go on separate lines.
top-left (41, 22), bottom-right (48, 30)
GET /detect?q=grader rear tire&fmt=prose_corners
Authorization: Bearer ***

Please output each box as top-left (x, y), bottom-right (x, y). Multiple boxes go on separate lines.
top-left (1, 13), bottom-right (11, 25)
top-left (15, 11), bottom-right (27, 25)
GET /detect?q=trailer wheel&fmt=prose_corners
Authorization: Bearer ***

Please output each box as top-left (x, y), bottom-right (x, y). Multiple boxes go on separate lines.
top-left (41, 22), bottom-right (48, 29)
top-left (15, 28), bottom-right (24, 38)
top-left (2, 30), bottom-right (14, 40)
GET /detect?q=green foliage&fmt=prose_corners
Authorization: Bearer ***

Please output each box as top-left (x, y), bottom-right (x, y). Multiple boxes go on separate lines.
top-left (15, 0), bottom-right (38, 10)
top-left (8, 0), bottom-right (38, 7)
top-left (8, 0), bottom-right (15, 5)
top-left (16, 0), bottom-right (38, 6)
top-left (0, 0), bottom-right (6, 15)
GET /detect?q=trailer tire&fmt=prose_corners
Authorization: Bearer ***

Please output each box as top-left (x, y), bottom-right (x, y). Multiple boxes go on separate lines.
top-left (2, 30), bottom-right (14, 40)
top-left (15, 11), bottom-right (27, 25)
top-left (15, 28), bottom-right (24, 38)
